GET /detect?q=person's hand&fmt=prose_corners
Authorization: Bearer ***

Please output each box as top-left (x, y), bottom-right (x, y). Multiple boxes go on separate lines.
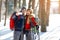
top-left (16, 12), bottom-right (22, 16)
top-left (36, 25), bottom-right (39, 30)
top-left (16, 13), bottom-right (19, 16)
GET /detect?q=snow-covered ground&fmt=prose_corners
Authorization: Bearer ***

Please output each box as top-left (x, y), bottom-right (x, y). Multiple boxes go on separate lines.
top-left (0, 19), bottom-right (13, 40)
top-left (1, 13), bottom-right (60, 40)
top-left (40, 14), bottom-right (60, 40)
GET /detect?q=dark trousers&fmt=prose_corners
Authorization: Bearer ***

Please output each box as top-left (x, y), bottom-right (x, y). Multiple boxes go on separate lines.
top-left (23, 30), bottom-right (32, 40)
top-left (14, 30), bottom-right (33, 40)
top-left (14, 31), bottom-right (24, 40)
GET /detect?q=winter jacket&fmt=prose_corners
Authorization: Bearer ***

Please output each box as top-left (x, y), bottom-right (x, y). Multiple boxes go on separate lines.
top-left (10, 12), bottom-right (25, 31)
top-left (24, 15), bottom-right (37, 30)
top-left (10, 12), bottom-right (16, 30)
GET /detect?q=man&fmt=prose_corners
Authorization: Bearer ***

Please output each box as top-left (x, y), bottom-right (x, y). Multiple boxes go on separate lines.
top-left (10, 7), bottom-right (26, 40)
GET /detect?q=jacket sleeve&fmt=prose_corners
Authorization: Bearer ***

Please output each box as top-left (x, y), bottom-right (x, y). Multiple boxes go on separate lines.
top-left (10, 15), bottom-right (15, 30)
top-left (31, 17), bottom-right (37, 26)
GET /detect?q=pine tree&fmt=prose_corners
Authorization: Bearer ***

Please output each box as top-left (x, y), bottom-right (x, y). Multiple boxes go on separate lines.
top-left (19, 0), bottom-right (21, 8)
top-left (38, 0), bottom-right (47, 32)
top-left (28, 0), bottom-right (32, 8)
top-left (4, 0), bottom-right (8, 26)
top-left (32, 0), bottom-right (35, 9)
top-left (0, 0), bottom-right (2, 22)
top-left (14, 0), bottom-right (17, 10)
top-left (22, 0), bottom-right (26, 7)
top-left (46, 0), bottom-right (50, 26)
top-left (59, 0), bottom-right (60, 13)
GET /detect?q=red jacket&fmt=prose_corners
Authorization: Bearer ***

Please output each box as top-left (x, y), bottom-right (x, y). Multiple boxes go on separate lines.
top-left (10, 15), bottom-right (15, 30)
top-left (10, 13), bottom-right (21, 30)
top-left (10, 14), bottom-right (37, 30)
top-left (24, 16), bottom-right (37, 30)
top-left (10, 12), bottom-right (16, 30)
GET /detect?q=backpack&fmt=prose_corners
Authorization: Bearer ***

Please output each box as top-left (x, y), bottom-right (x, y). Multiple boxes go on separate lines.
top-left (15, 15), bottom-right (25, 31)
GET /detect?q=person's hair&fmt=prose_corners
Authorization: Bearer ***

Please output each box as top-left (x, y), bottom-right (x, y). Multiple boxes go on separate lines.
top-left (20, 7), bottom-right (26, 12)
top-left (27, 9), bottom-right (33, 14)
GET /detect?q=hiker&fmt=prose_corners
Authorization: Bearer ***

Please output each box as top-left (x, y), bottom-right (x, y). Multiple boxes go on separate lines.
top-left (23, 9), bottom-right (39, 40)
top-left (10, 7), bottom-right (26, 40)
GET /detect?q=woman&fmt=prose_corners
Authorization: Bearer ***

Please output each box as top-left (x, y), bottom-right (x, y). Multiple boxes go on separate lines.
top-left (24, 9), bottom-right (39, 40)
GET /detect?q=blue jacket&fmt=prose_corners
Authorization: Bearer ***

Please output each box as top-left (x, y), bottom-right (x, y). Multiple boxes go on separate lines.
top-left (12, 13), bottom-right (25, 31)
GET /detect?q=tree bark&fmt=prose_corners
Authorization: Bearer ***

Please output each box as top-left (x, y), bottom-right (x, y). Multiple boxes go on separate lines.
top-left (14, 0), bottom-right (17, 10)
top-left (0, 0), bottom-right (2, 22)
top-left (59, 0), bottom-right (60, 14)
top-left (38, 0), bottom-right (47, 32)
top-left (28, 0), bottom-right (32, 9)
top-left (32, 0), bottom-right (35, 9)
top-left (19, 0), bottom-right (21, 8)
top-left (46, 0), bottom-right (50, 26)
top-left (4, 0), bottom-right (8, 26)
top-left (22, 0), bottom-right (26, 7)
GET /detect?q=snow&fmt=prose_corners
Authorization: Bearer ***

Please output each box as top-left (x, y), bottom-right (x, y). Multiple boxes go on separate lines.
top-left (40, 14), bottom-right (60, 40)
top-left (1, 13), bottom-right (60, 40)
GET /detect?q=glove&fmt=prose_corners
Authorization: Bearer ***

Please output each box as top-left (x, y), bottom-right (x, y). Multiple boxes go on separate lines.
top-left (36, 25), bottom-right (39, 30)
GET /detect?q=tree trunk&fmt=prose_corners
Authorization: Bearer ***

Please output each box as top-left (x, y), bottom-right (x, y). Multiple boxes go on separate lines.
top-left (0, 0), bottom-right (2, 22)
top-left (46, 0), bottom-right (50, 26)
top-left (39, 0), bottom-right (47, 32)
top-left (28, 0), bottom-right (32, 9)
top-left (32, 0), bottom-right (35, 9)
top-left (4, 0), bottom-right (8, 26)
top-left (14, 0), bottom-right (17, 10)
top-left (22, 0), bottom-right (26, 7)
top-left (19, 0), bottom-right (21, 8)
top-left (38, 0), bottom-right (41, 25)
top-left (59, 0), bottom-right (60, 13)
